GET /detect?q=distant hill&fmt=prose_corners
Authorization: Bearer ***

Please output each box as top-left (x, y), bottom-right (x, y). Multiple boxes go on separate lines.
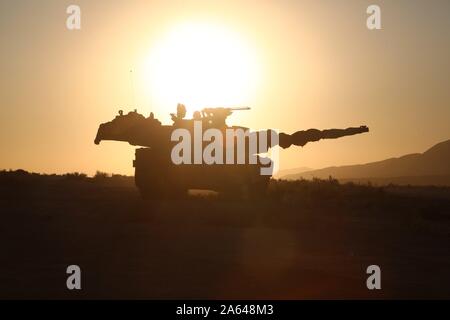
top-left (283, 139), bottom-right (450, 186)
top-left (273, 166), bottom-right (313, 179)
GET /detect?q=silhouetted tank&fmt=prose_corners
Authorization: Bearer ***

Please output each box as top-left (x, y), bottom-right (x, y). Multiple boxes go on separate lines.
top-left (94, 105), bottom-right (369, 199)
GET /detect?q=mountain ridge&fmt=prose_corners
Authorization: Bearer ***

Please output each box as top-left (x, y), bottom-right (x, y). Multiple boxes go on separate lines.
top-left (283, 139), bottom-right (450, 185)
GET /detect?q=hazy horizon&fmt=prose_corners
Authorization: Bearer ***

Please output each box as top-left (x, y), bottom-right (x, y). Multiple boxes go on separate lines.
top-left (1, 0), bottom-right (449, 175)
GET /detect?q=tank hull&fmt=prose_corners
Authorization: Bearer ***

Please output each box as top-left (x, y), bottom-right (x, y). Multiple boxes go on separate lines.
top-left (134, 148), bottom-right (270, 199)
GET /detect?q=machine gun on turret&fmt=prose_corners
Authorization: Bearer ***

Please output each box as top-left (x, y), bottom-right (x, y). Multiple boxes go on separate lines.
top-left (201, 106), bottom-right (250, 127)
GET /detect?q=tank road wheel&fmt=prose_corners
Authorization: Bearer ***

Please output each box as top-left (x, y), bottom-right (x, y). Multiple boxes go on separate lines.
top-left (139, 184), bottom-right (164, 201)
top-left (136, 169), bottom-right (187, 201)
top-left (134, 161), bottom-right (166, 201)
top-left (139, 185), bottom-right (187, 201)
top-left (136, 174), bottom-right (167, 201)
top-left (137, 174), bottom-right (188, 201)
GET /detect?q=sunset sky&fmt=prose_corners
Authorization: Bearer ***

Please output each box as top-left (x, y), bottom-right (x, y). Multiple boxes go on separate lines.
top-left (1, 0), bottom-right (449, 175)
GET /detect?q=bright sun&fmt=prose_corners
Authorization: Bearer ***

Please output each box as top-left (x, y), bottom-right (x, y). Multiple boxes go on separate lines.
top-left (140, 22), bottom-right (261, 116)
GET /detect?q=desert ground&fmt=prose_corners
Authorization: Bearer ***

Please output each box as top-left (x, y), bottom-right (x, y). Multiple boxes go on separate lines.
top-left (1, 171), bottom-right (450, 299)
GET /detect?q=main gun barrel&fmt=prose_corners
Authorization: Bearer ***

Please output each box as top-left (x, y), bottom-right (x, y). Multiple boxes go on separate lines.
top-left (278, 125), bottom-right (369, 148)
top-left (229, 106), bottom-right (251, 111)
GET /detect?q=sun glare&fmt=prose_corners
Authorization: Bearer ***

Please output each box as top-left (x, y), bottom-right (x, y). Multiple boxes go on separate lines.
top-left (140, 22), bottom-right (261, 116)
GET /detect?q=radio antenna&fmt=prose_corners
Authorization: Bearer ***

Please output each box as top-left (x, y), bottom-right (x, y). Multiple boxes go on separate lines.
top-left (129, 69), bottom-right (136, 108)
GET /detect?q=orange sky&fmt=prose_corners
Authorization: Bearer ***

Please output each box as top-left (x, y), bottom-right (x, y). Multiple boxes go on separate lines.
top-left (0, 0), bottom-right (449, 175)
